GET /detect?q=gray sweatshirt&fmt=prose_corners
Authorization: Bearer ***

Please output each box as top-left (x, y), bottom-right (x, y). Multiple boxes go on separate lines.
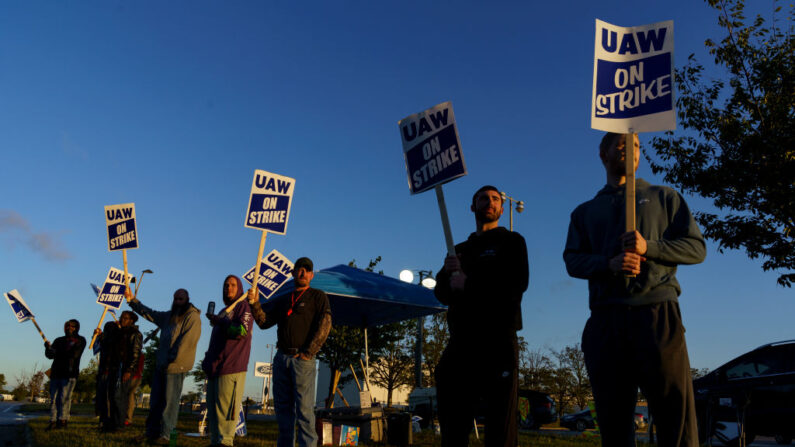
top-left (129, 298), bottom-right (201, 373)
top-left (563, 178), bottom-right (706, 308)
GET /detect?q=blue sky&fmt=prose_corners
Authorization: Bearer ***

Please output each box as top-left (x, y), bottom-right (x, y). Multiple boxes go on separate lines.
top-left (1, 1), bottom-right (791, 400)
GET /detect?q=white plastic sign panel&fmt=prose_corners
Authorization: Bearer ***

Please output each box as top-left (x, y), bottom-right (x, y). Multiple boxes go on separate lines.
top-left (254, 362), bottom-right (271, 378)
top-left (245, 170), bottom-right (295, 234)
top-left (91, 283), bottom-right (117, 317)
top-left (105, 203), bottom-right (139, 251)
top-left (591, 19), bottom-right (675, 133)
top-left (96, 267), bottom-right (131, 310)
top-left (243, 249), bottom-right (294, 300)
top-left (399, 101), bottom-right (467, 195)
top-left (4, 289), bottom-right (34, 322)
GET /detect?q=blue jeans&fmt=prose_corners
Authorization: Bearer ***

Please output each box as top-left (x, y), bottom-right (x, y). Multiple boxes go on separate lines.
top-left (49, 378), bottom-right (76, 422)
top-left (273, 351), bottom-right (317, 447)
top-left (146, 370), bottom-right (186, 439)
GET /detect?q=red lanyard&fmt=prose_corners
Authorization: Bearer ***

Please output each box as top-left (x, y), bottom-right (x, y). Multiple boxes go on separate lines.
top-left (287, 288), bottom-right (308, 316)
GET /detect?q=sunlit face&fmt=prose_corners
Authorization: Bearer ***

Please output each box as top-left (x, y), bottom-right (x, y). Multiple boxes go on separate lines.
top-left (120, 313), bottom-right (133, 328)
top-left (292, 267), bottom-right (314, 289)
top-left (224, 277), bottom-right (239, 300)
top-left (602, 134), bottom-right (640, 176)
top-left (472, 189), bottom-right (504, 223)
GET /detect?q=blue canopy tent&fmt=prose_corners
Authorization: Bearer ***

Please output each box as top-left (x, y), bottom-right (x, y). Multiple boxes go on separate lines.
top-left (261, 264), bottom-right (446, 327)
top-left (259, 264), bottom-right (447, 388)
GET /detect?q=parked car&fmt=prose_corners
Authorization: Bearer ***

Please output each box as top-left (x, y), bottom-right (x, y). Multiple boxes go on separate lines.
top-left (693, 340), bottom-right (795, 446)
top-left (560, 409), bottom-right (595, 431)
top-left (560, 406), bottom-right (646, 432)
top-left (516, 389), bottom-right (557, 429)
top-left (408, 387), bottom-right (556, 430)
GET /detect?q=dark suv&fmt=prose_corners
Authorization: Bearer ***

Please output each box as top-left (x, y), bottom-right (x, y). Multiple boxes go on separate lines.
top-left (693, 340), bottom-right (795, 446)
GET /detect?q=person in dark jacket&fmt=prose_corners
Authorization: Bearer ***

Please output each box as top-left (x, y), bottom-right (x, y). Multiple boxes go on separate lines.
top-left (247, 257), bottom-right (332, 447)
top-left (434, 185), bottom-right (529, 447)
top-left (117, 311), bottom-right (143, 426)
top-left (563, 133), bottom-right (706, 447)
top-left (202, 275), bottom-right (254, 447)
top-left (44, 319), bottom-right (86, 430)
top-left (95, 320), bottom-right (121, 432)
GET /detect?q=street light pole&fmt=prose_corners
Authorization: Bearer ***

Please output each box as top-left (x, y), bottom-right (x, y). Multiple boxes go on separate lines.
top-left (500, 192), bottom-right (524, 232)
top-left (400, 269), bottom-right (435, 389)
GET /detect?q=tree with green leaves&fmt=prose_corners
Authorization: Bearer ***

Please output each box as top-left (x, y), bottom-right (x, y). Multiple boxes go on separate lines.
top-left (648, 0), bottom-right (794, 286)
top-left (189, 361), bottom-right (207, 386)
top-left (0, 373), bottom-right (6, 393)
top-left (552, 344), bottom-right (590, 412)
top-left (368, 319), bottom-right (415, 407)
top-left (518, 341), bottom-right (554, 391)
top-left (73, 357), bottom-right (99, 403)
top-left (422, 311), bottom-right (449, 387)
top-left (140, 329), bottom-right (158, 388)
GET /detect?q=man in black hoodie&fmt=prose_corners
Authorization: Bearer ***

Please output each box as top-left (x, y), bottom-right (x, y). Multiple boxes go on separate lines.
top-left (434, 185), bottom-right (529, 447)
top-left (44, 319), bottom-right (86, 430)
top-left (563, 133), bottom-right (706, 447)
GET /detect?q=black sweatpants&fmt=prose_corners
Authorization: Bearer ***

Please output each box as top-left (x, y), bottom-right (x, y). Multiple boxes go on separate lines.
top-left (581, 301), bottom-right (698, 447)
top-left (435, 336), bottom-right (518, 447)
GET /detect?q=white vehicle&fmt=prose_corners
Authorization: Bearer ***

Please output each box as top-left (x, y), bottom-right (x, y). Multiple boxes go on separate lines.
top-left (0, 394), bottom-right (14, 401)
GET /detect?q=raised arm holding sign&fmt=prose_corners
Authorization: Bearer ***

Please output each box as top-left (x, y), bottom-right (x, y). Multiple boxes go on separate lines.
top-left (90, 267), bottom-right (131, 349)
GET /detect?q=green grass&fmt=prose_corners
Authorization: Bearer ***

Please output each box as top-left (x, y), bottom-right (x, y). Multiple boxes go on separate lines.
top-left (24, 411), bottom-right (649, 447)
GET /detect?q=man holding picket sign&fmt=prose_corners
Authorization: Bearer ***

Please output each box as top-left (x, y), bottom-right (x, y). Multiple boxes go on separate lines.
top-left (563, 19), bottom-right (705, 447)
top-left (126, 288), bottom-right (201, 445)
top-left (247, 257), bottom-right (332, 447)
top-left (44, 319), bottom-right (86, 430)
top-left (400, 103), bottom-right (532, 446)
top-left (433, 186), bottom-right (529, 447)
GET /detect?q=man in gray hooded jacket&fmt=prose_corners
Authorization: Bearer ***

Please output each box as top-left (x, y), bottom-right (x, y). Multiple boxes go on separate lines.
top-left (564, 132), bottom-right (706, 447)
top-left (127, 288), bottom-right (201, 445)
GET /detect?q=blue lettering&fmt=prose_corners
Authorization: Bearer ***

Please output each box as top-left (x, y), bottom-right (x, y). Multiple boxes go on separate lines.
top-left (121, 208), bottom-right (133, 219)
top-left (601, 28), bottom-right (617, 52)
top-left (417, 117), bottom-right (432, 137)
top-left (402, 122), bottom-right (417, 142)
top-left (255, 174), bottom-right (266, 188)
top-left (277, 180), bottom-right (290, 194)
top-left (619, 33), bottom-right (638, 54)
top-left (636, 28), bottom-right (666, 53)
top-left (428, 108), bottom-right (449, 129)
top-left (106, 210), bottom-right (115, 220)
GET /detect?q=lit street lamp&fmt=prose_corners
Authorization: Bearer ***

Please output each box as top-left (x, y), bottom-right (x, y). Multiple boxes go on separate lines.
top-left (500, 192), bottom-right (524, 231)
top-left (399, 269), bottom-right (436, 388)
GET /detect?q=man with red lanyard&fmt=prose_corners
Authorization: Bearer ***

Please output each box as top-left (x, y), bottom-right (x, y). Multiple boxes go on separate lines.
top-left (247, 257), bottom-right (332, 447)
